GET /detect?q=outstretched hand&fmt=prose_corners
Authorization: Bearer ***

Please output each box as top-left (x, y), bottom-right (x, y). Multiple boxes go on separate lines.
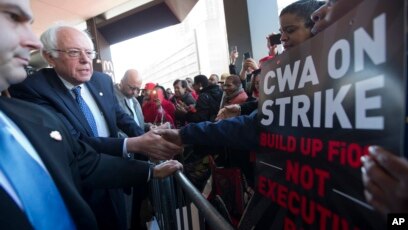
top-left (153, 160), bottom-right (183, 178)
top-left (361, 146), bottom-right (408, 215)
top-left (216, 104), bottom-right (240, 120)
top-left (153, 129), bottom-right (183, 146)
top-left (128, 129), bottom-right (183, 160)
top-left (150, 122), bottom-right (171, 130)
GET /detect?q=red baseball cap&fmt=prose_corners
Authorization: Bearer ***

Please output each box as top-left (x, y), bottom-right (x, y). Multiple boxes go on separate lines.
top-left (144, 82), bottom-right (156, 90)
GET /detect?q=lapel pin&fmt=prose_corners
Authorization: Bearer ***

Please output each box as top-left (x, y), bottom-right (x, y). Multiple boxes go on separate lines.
top-left (50, 131), bottom-right (62, 141)
top-left (99, 92), bottom-right (103, 96)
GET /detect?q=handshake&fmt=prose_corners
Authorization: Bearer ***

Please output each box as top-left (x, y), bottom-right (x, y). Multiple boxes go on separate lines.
top-left (126, 122), bottom-right (184, 178)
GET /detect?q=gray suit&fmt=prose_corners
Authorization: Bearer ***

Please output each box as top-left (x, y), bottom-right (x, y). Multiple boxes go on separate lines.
top-left (114, 84), bottom-right (147, 228)
top-left (114, 84), bottom-right (145, 131)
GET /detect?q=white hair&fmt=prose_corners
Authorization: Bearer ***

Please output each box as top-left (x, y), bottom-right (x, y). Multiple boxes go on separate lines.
top-left (40, 23), bottom-right (94, 60)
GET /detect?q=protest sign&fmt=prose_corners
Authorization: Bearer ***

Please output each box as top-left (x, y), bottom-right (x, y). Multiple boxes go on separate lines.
top-left (251, 0), bottom-right (406, 229)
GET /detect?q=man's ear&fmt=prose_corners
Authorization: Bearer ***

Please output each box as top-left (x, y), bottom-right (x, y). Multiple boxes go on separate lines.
top-left (42, 51), bottom-right (56, 67)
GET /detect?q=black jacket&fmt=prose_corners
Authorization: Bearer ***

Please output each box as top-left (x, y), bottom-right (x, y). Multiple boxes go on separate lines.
top-left (186, 85), bottom-right (223, 122)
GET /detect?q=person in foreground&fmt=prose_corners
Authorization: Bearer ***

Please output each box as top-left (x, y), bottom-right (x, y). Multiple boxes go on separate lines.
top-left (0, 0), bottom-right (182, 229)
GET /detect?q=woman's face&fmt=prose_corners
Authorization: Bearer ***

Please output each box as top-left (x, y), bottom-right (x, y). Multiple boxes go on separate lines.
top-left (223, 79), bottom-right (238, 96)
top-left (279, 13), bottom-right (313, 51)
top-left (174, 82), bottom-right (186, 97)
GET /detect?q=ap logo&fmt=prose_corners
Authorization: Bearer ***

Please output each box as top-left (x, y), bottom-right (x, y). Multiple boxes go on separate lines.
top-left (388, 214), bottom-right (408, 229)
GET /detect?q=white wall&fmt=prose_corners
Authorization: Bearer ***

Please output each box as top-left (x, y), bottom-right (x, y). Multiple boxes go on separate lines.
top-left (246, 0), bottom-right (280, 62)
top-left (246, 0), bottom-right (298, 61)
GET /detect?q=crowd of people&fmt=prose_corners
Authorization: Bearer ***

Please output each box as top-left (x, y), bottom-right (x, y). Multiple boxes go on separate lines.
top-left (0, 0), bottom-right (406, 229)
top-left (135, 0), bottom-right (408, 226)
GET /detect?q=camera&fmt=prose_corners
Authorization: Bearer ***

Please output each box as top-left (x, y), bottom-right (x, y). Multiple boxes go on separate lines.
top-left (149, 89), bottom-right (164, 102)
top-left (243, 52), bottom-right (251, 60)
top-left (269, 34), bottom-right (281, 45)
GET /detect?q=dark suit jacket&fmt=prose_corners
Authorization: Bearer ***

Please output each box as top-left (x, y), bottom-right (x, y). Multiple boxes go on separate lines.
top-left (9, 68), bottom-right (144, 156)
top-left (9, 68), bottom-right (145, 229)
top-left (0, 97), bottom-right (150, 230)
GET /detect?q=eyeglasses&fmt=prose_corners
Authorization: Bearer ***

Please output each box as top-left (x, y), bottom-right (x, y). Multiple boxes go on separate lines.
top-left (53, 49), bottom-right (97, 59)
top-left (128, 84), bottom-right (141, 92)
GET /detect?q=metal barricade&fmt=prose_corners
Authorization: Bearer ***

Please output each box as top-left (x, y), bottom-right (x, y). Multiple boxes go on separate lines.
top-left (150, 170), bottom-right (234, 230)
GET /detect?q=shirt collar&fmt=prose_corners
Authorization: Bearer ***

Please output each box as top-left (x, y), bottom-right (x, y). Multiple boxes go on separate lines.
top-left (57, 75), bottom-right (84, 91)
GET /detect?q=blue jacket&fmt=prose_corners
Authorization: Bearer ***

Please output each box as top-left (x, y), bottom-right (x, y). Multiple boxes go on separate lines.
top-left (180, 111), bottom-right (259, 150)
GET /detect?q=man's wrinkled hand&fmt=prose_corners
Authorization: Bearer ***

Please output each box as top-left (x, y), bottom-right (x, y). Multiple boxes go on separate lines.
top-left (129, 130), bottom-right (183, 160)
top-left (153, 160), bottom-right (183, 178)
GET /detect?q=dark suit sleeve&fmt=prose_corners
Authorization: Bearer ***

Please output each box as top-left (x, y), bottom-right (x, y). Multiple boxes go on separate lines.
top-left (61, 123), bottom-right (150, 189)
top-left (180, 112), bottom-right (259, 151)
top-left (240, 100), bottom-right (258, 115)
top-left (73, 141), bottom-right (150, 189)
top-left (10, 98), bottom-right (150, 190)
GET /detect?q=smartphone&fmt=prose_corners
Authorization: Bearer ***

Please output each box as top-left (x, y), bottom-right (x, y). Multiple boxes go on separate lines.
top-left (149, 89), bottom-right (158, 102)
top-left (269, 34), bottom-right (281, 45)
top-left (150, 89), bottom-right (164, 102)
top-left (243, 52), bottom-right (251, 60)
